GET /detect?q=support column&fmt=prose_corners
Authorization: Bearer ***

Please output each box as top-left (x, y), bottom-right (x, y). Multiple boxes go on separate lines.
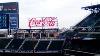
top-left (40, 32), bottom-right (41, 39)
top-left (32, 32), bottom-right (33, 38)
top-left (24, 32), bottom-right (25, 38)
top-left (48, 32), bottom-right (49, 39)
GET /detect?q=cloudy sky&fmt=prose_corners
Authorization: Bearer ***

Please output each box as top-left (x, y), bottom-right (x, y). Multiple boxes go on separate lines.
top-left (0, 0), bottom-right (100, 29)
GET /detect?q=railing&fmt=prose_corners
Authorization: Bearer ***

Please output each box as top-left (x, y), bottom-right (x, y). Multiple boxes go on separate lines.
top-left (79, 32), bottom-right (100, 34)
top-left (17, 38), bottom-right (26, 51)
top-left (63, 49), bottom-right (95, 56)
top-left (5, 38), bottom-right (14, 49)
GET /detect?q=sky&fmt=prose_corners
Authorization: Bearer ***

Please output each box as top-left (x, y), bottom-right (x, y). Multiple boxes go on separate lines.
top-left (0, 0), bottom-right (100, 29)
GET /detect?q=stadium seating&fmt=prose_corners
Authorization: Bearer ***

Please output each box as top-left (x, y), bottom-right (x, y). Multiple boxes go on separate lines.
top-left (35, 40), bottom-right (50, 51)
top-left (48, 40), bottom-right (64, 51)
top-left (20, 40), bottom-right (38, 51)
top-left (0, 38), bottom-right (11, 49)
top-left (94, 27), bottom-right (100, 32)
top-left (0, 34), bottom-right (5, 37)
top-left (6, 39), bottom-right (24, 50)
top-left (94, 21), bottom-right (100, 26)
top-left (71, 39), bottom-right (100, 53)
top-left (76, 13), bottom-right (95, 27)
top-left (76, 12), bottom-right (100, 27)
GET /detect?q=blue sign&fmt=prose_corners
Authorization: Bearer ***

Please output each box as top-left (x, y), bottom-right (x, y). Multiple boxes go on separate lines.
top-left (9, 14), bottom-right (18, 29)
top-left (0, 2), bottom-right (19, 29)
top-left (0, 14), bottom-right (9, 29)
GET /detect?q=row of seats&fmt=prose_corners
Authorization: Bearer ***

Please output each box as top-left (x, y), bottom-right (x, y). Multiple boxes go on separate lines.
top-left (76, 12), bottom-right (100, 27)
top-left (7, 39), bottom-right (24, 50)
top-left (35, 40), bottom-right (64, 52)
top-left (76, 13), bottom-right (95, 27)
top-left (64, 39), bottom-right (100, 53)
top-left (0, 38), bottom-right (11, 49)
top-left (20, 40), bottom-right (37, 51)
top-left (63, 39), bottom-right (100, 56)
top-left (0, 38), bottom-right (64, 53)
top-left (35, 41), bottom-right (49, 51)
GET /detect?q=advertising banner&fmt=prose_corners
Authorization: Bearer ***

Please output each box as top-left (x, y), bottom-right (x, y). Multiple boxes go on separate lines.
top-left (28, 17), bottom-right (58, 29)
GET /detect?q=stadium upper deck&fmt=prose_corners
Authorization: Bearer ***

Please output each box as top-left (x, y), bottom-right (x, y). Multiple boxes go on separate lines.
top-left (63, 4), bottom-right (100, 56)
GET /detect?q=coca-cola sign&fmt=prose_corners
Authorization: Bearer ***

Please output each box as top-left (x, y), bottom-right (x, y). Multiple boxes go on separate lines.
top-left (28, 17), bottom-right (58, 29)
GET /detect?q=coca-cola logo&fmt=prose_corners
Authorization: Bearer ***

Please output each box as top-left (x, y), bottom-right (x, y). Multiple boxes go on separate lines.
top-left (28, 17), bottom-right (58, 29)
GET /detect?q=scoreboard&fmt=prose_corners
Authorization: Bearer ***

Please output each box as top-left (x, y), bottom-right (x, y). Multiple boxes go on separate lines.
top-left (0, 14), bottom-right (9, 29)
top-left (9, 14), bottom-right (19, 29)
top-left (0, 2), bottom-right (19, 29)
top-left (0, 2), bottom-right (18, 13)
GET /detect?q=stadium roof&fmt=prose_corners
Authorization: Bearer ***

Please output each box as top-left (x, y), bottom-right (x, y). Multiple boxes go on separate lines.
top-left (82, 4), bottom-right (100, 10)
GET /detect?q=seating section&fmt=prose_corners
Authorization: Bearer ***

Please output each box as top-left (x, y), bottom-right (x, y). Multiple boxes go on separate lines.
top-left (0, 38), bottom-right (11, 49)
top-left (20, 40), bottom-right (38, 51)
top-left (76, 12), bottom-right (100, 27)
top-left (0, 38), bottom-right (64, 53)
top-left (76, 13), bottom-right (95, 27)
top-left (64, 39), bottom-right (100, 56)
top-left (35, 41), bottom-right (50, 51)
top-left (94, 21), bottom-right (100, 26)
top-left (94, 27), bottom-right (100, 32)
top-left (63, 12), bottom-right (100, 56)
top-left (0, 34), bottom-right (5, 37)
top-left (48, 40), bottom-right (64, 51)
top-left (7, 39), bottom-right (24, 50)
top-left (69, 39), bottom-right (100, 53)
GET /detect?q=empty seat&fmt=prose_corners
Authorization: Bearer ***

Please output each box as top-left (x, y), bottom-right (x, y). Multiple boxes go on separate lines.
top-left (76, 12), bottom-right (100, 27)
top-left (71, 39), bottom-right (100, 53)
top-left (48, 40), bottom-right (64, 51)
top-left (7, 39), bottom-right (24, 50)
top-left (95, 21), bottom-right (100, 26)
top-left (0, 34), bottom-right (5, 37)
top-left (20, 40), bottom-right (38, 51)
top-left (76, 13), bottom-right (95, 27)
top-left (0, 38), bottom-right (11, 49)
top-left (35, 40), bottom-right (50, 51)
